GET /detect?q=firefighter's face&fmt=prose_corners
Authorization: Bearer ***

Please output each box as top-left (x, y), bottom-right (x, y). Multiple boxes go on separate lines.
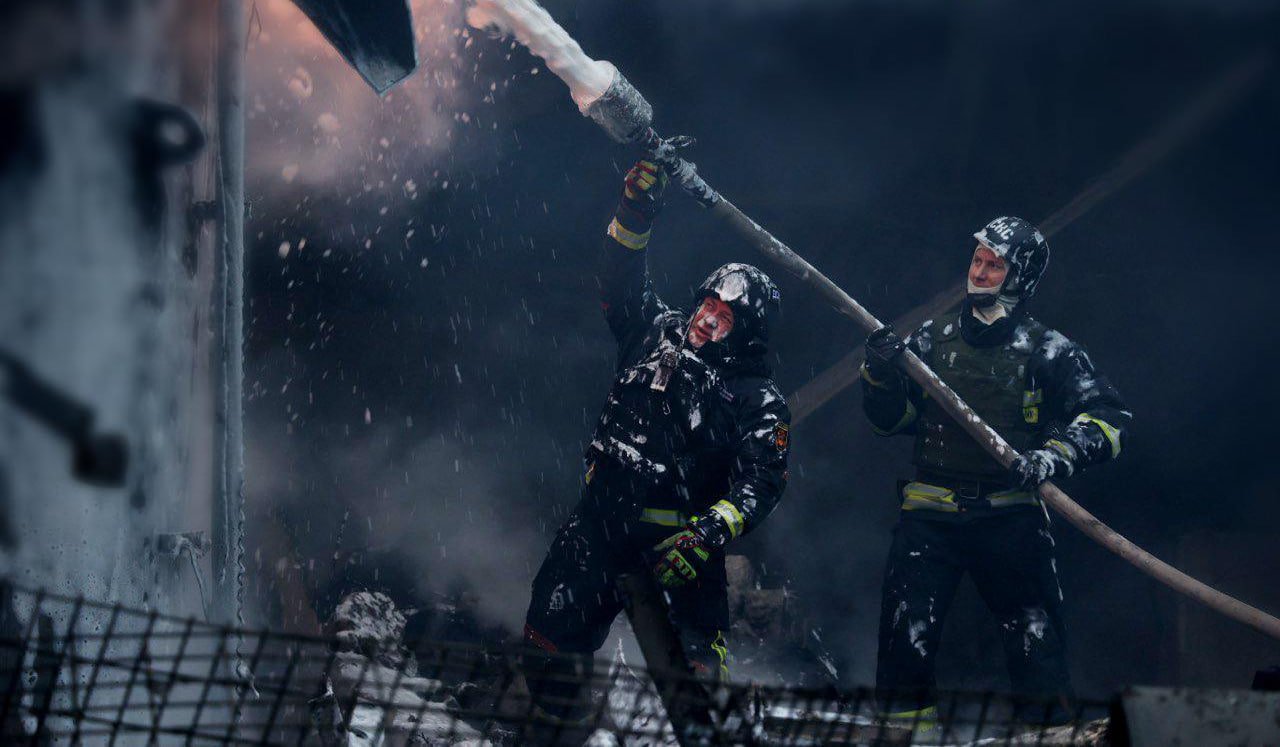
top-left (688, 297), bottom-right (735, 349)
top-left (969, 244), bottom-right (1008, 289)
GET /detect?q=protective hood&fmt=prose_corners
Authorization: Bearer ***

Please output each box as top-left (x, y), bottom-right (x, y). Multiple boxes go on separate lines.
top-left (691, 262), bottom-right (780, 364)
top-left (966, 279), bottom-right (1009, 321)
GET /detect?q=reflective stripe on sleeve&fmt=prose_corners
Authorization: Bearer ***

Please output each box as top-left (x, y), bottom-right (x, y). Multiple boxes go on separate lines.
top-left (871, 399), bottom-right (918, 436)
top-left (1072, 412), bottom-right (1123, 459)
top-left (1045, 438), bottom-right (1078, 462)
top-left (607, 217), bottom-right (650, 250)
top-left (859, 363), bottom-right (889, 388)
top-left (709, 500), bottom-right (745, 539)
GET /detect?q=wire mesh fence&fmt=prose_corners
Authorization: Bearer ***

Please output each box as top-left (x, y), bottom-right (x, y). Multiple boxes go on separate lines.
top-left (0, 578), bottom-right (1109, 745)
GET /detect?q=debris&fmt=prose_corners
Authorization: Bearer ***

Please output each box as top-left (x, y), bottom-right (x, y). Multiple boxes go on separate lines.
top-left (326, 590), bottom-right (491, 745)
top-left (332, 590), bottom-right (408, 668)
top-left (725, 555), bottom-right (838, 686)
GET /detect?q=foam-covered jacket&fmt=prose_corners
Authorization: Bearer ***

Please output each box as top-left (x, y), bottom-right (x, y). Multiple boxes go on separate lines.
top-left (861, 303), bottom-right (1129, 485)
top-left (585, 202), bottom-right (791, 539)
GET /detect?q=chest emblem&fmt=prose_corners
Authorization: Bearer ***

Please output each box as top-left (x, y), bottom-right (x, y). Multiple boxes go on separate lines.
top-left (1022, 389), bottom-right (1043, 424)
top-left (774, 422), bottom-right (790, 452)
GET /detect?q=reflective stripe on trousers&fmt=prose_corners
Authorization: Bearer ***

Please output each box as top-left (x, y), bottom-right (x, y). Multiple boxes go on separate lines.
top-left (900, 481), bottom-right (1039, 512)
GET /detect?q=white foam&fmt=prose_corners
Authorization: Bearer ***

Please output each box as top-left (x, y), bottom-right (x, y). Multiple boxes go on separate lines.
top-left (466, 0), bottom-right (615, 112)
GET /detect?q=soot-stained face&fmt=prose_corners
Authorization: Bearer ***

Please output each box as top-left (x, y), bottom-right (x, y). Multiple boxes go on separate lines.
top-left (687, 296), bottom-right (735, 349)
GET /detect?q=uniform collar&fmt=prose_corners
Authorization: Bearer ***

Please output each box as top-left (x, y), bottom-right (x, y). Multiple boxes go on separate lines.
top-left (959, 298), bottom-right (1023, 347)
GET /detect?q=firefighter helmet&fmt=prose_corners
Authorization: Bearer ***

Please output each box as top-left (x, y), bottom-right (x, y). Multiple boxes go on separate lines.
top-left (973, 216), bottom-right (1050, 306)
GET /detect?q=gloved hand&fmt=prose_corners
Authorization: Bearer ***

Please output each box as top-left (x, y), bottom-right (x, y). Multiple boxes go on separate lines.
top-left (621, 160), bottom-right (667, 220)
top-left (651, 515), bottom-right (725, 588)
top-left (863, 325), bottom-right (906, 382)
top-left (1008, 442), bottom-right (1075, 491)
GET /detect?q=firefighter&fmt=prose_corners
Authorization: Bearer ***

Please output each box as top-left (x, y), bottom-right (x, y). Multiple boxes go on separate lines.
top-left (521, 160), bottom-right (791, 725)
top-left (860, 217), bottom-right (1129, 723)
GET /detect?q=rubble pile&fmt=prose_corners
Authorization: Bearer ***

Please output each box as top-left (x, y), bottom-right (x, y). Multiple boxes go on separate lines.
top-left (315, 591), bottom-right (492, 746)
top-left (333, 591), bottom-right (410, 669)
top-left (725, 555), bottom-right (837, 685)
top-left (306, 588), bottom-right (1107, 746)
top-left (1015, 718), bottom-right (1109, 745)
top-left (593, 644), bottom-right (679, 746)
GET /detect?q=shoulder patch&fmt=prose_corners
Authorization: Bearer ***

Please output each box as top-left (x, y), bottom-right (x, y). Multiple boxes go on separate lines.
top-left (774, 422), bottom-right (790, 452)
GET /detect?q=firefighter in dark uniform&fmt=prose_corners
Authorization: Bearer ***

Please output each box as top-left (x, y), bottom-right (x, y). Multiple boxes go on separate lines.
top-left (860, 217), bottom-right (1129, 723)
top-left (522, 160), bottom-right (791, 723)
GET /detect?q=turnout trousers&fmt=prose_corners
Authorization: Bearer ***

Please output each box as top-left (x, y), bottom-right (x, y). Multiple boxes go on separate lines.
top-left (875, 508), bottom-right (1074, 717)
top-left (522, 461), bottom-right (730, 721)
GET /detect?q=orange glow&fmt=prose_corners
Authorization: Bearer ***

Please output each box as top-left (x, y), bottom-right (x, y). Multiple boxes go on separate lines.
top-left (245, 0), bottom-right (473, 186)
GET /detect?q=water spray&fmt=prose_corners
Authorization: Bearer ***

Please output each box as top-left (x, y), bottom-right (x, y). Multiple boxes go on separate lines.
top-left (465, 0), bottom-right (1280, 643)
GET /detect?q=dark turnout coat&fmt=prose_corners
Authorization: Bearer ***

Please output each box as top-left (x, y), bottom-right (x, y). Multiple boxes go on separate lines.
top-left (586, 208), bottom-right (791, 535)
top-left (862, 304), bottom-right (1129, 490)
top-left (521, 201), bottom-right (791, 671)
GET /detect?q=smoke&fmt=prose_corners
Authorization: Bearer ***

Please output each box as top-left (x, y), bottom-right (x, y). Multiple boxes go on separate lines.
top-left (244, 0), bottom-right (477, 187)
top-left (335, 426), bottom-right (550, 629)
top-left (242, 287), bottom-right (599, 635)
top-left (246, 392), bottom-right (559, 632)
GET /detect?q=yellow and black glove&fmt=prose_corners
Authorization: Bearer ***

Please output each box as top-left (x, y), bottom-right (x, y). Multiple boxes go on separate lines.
top-left (621, 159), bottom-right (668, 221)
top-left (651, 514), bottom-right (729, 588)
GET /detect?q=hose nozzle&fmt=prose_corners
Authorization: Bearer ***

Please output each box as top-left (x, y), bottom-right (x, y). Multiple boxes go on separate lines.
top-left (583, 68), bottom-right (654, 144)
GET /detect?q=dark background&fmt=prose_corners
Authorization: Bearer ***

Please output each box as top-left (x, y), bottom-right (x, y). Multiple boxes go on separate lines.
top-left (243, 0), bottom-right (1280, 698)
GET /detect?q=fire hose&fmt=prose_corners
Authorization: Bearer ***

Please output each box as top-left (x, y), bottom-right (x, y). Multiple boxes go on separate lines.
top-left (464, 0), bottom-right (1280, 643)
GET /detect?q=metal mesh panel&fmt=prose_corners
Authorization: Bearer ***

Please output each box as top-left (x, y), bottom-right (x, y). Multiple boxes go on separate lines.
top-left (0, 579), bottom-right (1108, 745)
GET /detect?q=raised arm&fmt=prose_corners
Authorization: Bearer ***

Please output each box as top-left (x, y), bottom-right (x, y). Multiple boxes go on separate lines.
top-left (598, 160), bottom-right (670, 360)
